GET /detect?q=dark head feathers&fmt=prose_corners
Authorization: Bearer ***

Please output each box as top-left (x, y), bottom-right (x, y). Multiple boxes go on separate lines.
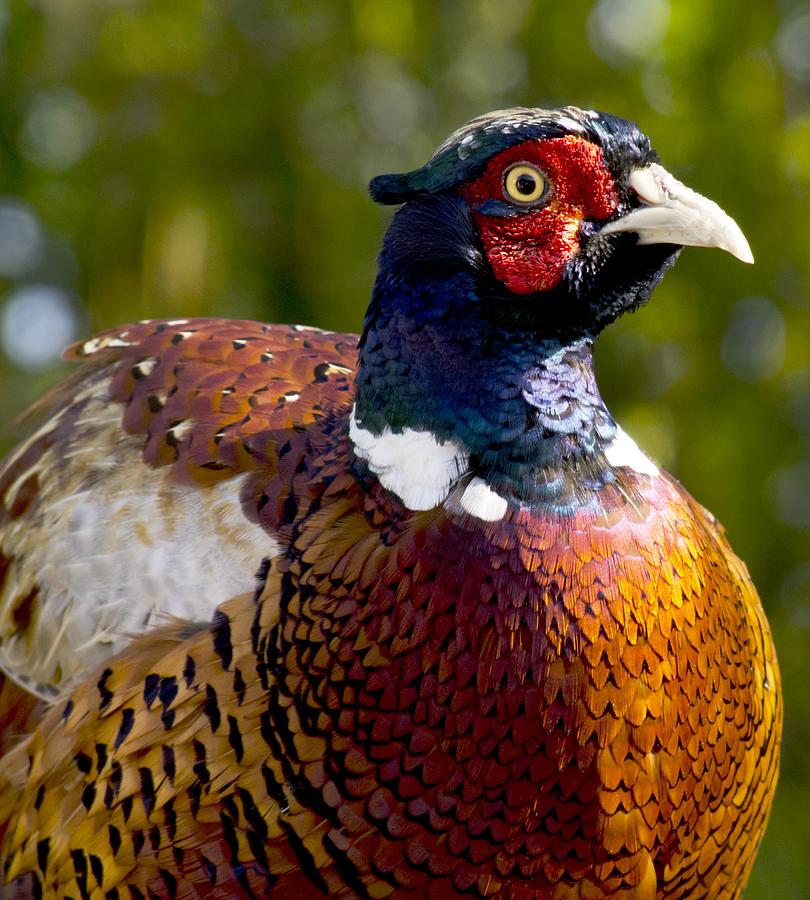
top-left (369, 106), bottom-right (656, 205)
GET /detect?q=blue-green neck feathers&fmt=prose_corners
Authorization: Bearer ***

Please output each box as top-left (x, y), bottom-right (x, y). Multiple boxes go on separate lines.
top-left (354, 246), bottom-right (618, 503)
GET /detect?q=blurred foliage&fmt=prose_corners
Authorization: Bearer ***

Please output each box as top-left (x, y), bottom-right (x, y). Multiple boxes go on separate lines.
top-left (0, 0), bottom-right (808, 894)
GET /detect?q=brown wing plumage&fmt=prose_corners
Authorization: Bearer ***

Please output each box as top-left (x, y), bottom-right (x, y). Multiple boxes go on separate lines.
top-left (65, 318), bottom-right (357, 484)
top-left (0, 318), bottom-right (357, 700)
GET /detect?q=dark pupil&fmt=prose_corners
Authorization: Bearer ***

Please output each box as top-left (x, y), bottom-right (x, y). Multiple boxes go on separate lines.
top-left (515, 174), bottom-right (536, 196)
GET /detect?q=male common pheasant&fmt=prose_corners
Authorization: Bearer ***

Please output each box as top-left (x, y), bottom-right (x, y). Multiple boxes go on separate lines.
top-left (0, 107), bottom-right (781, 898)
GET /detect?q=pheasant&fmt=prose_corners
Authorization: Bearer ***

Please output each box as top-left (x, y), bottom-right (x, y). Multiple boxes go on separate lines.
top-left (0, 107), bottom-right (780, 899)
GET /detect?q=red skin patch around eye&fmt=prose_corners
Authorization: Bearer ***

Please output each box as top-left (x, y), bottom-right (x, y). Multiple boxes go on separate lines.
top-left (460, 137), bottom-right (619, 294)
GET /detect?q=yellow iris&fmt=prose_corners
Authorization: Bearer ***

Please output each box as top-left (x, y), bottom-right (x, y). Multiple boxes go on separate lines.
top-left (503, 163), bottom-right (547, 205)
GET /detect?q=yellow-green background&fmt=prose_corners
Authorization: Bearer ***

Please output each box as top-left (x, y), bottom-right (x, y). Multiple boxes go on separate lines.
top-left (0, 1), bottom-right (808, 895)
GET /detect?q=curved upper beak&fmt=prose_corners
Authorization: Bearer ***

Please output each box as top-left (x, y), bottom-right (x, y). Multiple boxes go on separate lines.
top-left (600, 163), bottom-right (754, 264)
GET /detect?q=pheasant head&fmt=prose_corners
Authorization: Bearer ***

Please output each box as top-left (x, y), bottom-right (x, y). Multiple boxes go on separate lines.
top-left (353, 106), bottom-right (752, 512)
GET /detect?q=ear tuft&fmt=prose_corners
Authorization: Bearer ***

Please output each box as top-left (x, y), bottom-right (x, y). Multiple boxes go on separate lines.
top-left (368, 173), bottom-right (420, 205)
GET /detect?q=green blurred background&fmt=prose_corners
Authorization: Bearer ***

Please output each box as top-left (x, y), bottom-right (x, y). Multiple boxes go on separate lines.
top-left (0, 0), bottom-right (808, 894)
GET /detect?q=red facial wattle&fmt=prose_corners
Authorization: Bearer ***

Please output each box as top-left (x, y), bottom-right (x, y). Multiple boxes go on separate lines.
top-left (460, 136), bottom-right (619, 294)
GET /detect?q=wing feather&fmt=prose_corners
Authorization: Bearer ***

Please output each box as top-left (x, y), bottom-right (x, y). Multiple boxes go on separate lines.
top-left (0, 318), bottom-right (358, 700)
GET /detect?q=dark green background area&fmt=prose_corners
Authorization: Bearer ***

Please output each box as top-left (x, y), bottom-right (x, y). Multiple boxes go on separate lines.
top-left (0, 2), bottom-right (808, 894)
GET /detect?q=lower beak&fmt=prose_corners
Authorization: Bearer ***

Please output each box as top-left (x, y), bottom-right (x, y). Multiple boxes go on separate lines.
top-left (600, 163), bottom-right (754, 264)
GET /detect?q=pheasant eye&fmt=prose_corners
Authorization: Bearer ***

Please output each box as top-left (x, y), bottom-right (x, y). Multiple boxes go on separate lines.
top-left (503, 163), bottom-right (547, 205)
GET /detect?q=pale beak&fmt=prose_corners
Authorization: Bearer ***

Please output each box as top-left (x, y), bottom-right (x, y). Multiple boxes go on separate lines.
top-left (600, 163), bottom-right (754, 263)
